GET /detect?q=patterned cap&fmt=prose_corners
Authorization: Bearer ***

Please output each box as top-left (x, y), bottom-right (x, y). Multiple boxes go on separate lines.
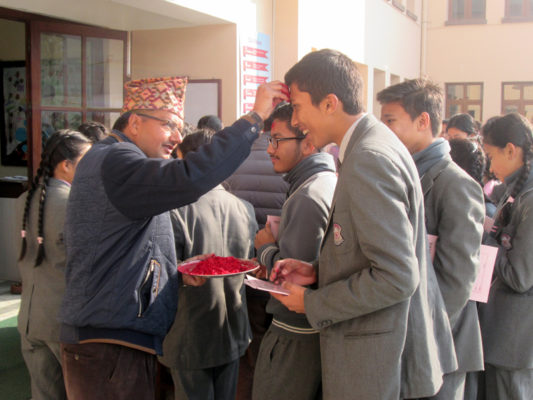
top-left (122, 76), bottom-right (188, 120)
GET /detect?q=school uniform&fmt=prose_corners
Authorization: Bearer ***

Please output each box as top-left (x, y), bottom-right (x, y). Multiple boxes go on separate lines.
top-left (415, 140), bottom-right (485, 399)
top-left (17, 178), bottom-right (70, 400)
top-left (159, 185), bottom-right (258, 400)
top-left (303, 114), bottom-right (457, 400)
top-left (478, 166), bottom-right (533, 400)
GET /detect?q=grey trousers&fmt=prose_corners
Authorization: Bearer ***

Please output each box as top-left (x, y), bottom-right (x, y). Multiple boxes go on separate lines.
top-left (170, 358), bottom-right (240, 400)
top-left (252, 325), bottom-right (321, 400)
top-left (483, 363), bottom-right (533, 400)
top-left (20, 335), bottom-right (66, 400)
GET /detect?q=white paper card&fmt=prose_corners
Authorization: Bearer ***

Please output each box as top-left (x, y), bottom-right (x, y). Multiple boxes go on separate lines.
top-left (244, 275), bottom-right (290, 295)
top-left (470, 245), bottom-right (499, 303)
top-left (266, 215), bottom-right (281, 240)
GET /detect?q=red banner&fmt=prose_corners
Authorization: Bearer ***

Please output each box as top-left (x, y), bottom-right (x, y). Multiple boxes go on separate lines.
top-left (243, 60), bottom-right (269, 72)
top-left (243, 88), bottom-right (257, 99)
top-left (243, 75), bottom-right (268, 85)
top-left (243, 46), bottom-right (268, 58)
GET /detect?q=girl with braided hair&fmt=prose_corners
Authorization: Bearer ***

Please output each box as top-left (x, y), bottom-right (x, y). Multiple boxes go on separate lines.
top-left (17, 129), bottom-right (91, 400)
top-left (477, 113), bottom-right (533, 399)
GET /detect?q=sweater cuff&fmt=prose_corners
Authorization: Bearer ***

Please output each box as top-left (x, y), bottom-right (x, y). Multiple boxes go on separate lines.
top-left (257, 243), bottom-right (278, 270)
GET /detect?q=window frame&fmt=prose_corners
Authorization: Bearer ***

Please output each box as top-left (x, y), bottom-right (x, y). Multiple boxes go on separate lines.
top-left (501, 82), bottom-right (533, 117)
top-left (503, 0), bottom-right (533, 22)
top-left (445, 82), bottom-right (484, 122)
top-left (446, 0), bottom-right (487, 25)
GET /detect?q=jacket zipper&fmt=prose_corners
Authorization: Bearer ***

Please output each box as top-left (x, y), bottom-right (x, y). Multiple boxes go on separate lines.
top-left (138, 261), bottom-right (156, 317)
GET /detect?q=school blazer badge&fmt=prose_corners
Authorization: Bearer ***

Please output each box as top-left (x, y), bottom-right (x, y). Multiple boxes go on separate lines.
top-left (333, 223), bottom-right (344, 246)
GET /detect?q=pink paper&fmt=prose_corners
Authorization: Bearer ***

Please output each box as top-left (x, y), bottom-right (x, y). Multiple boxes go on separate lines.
top-left (470, 245), bottom-right (499, 303)
top-left (267, 215), bottom-right (281, 240)
top-left (244, 275), bottom-right (290, 295)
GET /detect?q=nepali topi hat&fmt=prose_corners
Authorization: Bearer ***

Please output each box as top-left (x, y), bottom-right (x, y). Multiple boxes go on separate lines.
top-left (122, 76), bottom-right (188, 121)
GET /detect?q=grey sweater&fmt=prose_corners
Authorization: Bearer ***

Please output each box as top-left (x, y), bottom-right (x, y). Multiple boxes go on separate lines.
top-left (257, 152), bottom-right (337, 330)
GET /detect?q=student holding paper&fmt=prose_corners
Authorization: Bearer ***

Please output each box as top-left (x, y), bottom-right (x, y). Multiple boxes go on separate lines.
top-left (477, 113), bottom-right (533, 400)
top-left (252, 103), bottom-right (337, 400)
top-left (377, 79), bottom-right (485, 400)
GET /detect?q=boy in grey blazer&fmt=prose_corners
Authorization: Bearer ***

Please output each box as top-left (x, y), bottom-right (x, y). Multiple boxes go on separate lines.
top-left (270, 49), bottom-right (456, 399)
top-left (378, 79), bottom-right (485, 400)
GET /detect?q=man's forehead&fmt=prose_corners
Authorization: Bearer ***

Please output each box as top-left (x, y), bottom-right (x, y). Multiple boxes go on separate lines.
top-left (271, 119), bottom-right (291, 136)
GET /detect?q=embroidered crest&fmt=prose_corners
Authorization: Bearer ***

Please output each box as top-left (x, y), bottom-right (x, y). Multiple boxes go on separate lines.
top-left (333, 223), bottom-right (345, 246)
top-left (501, 233), bottom-right (513, 250)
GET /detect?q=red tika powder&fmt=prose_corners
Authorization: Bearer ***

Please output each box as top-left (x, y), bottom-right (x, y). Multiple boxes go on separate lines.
top-left (191, 256), bottom-right (255, 275)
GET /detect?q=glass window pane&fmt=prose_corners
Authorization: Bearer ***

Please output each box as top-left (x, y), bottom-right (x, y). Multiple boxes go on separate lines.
top-left (508, 0), bottom-right (523, 16)
top-left (41, 111), bottom-right (82, 134)
top-left (87, 111), bottom-right (120, 130)
top-left (41, 33), bottom-right (81, 107)
top-left (447, 84), bottom-right (463, 100)
top-left (503, 84), bottom-right (521, 100)
top-left (525, 105), bottom-right (533, 123)
top-left (452, 0), bottom-right (465, 19)
top-left (503, 104), bottom-right (519, 114)
top-left (466, 104), bottom-right (481, 122)
top-left (466, 84), bottom-right (482, 100)
top-left (523, 84), bottom-right (533, 100)
top-left (471, 0), bottom-right (485, 18)
top-left (447, 104), bottom-right (460, 117)
top-left (86, 37), bottom-right (124, 108)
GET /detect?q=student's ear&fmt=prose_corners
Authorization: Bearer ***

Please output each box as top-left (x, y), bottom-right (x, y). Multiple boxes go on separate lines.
top-left (301, 135), bottom-right (317, 156)
top-left (416, 112), bottom-right (431, 131)
top-left (321, 94), bottom-right (339, 115)
top-left (126, 113), bottom-right (142, 137)
top-left (504, 142), bottom-right (520, 160)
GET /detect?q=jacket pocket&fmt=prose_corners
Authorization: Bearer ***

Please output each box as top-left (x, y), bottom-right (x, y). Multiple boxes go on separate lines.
top-left (137, 259), bottom-right (161, 317)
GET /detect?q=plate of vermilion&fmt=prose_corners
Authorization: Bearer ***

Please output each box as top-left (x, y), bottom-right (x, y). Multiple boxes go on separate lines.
top-left (177, 256), bottom-right (260, 277)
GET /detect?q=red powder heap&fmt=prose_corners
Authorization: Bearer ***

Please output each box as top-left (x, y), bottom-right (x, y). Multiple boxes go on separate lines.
top-left (191, 256), bottom-right (256, 275)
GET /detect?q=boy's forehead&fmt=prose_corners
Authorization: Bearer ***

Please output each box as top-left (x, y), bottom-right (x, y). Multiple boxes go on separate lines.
top-left (271, 119), bottom-right (290, 135)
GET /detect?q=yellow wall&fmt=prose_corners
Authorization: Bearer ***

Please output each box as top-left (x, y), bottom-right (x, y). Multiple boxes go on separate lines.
top-left (426, 1), bottom-right (533, 122)
top-left (131, 24), bottom-right (238, 126)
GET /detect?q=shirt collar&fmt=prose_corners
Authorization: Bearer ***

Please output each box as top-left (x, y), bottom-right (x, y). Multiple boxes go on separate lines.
top-left (338, 113), bottom-right (366, 163)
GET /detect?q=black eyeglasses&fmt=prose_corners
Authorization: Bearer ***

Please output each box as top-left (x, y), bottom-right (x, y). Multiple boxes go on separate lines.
top-left (268, 136), bottom-right (304, 149)
top-left (135, 112), bottom-right (181, 133)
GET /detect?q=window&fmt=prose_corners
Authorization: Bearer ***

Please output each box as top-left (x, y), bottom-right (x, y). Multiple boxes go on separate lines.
top-left (504, 0), bottom-right (533, 21)
top-left (445, 83), bottom-right (483, 122)
top-left (502, 82), bottom-right (533, 122)
top-left (447, 0), bottom-right (486, 24)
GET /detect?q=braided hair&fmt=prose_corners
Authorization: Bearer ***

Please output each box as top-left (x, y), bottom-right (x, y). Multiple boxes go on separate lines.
top-left (19, 129), bottom-right (91, 266)
top-left (482, 113), bottom-right (533, 232)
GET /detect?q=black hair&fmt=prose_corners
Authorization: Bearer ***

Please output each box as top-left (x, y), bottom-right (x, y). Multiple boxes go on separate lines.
top-left (19, 129), bottom-right (91, 266)
top-left (264, 102), bottom-right (305, 137)
top-left (447, 113), bottom-right (478, 137)
top-left (112, 111), bottom-right (132, 132)
top-left (449, 138), bottom-right (485, 186)
top-left (482, 113), bottom-right (533, 230)
top-left (77, 121), bottom-right (108, 143)
top-left (197, 115), bottom-right (223, 132)
top-left (178, 129), bottom-right (215, 157)
top-left (377, 77), bottom-right (443, 136)
top-left (284, 49), bottom-right (364, 115)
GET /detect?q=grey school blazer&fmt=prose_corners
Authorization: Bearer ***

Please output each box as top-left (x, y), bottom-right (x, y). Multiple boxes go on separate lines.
top-left (304, 115), bottom-right (457, 400)
top-left (478, 168), bottom-right (533, 369)
top-left (421, 157), bottom-right (485, 373)
top-left (18, 178), bottom-right (70, 343)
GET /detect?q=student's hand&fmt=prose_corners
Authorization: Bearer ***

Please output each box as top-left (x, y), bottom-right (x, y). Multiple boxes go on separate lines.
top-left (182, 273), bottom-right (206, 287)
top-left (254, 223), bottom-right (275, 250)
top-left (253, 264), bottom-right (268, 279)
top-left (271, 282), bottom-right (307, 314)
top-left (270, 259), bottom-right (317, 286)
top-left (179, 253), bottom-right (212, 287)
top-left (253, 81), bottom-right (290, 121)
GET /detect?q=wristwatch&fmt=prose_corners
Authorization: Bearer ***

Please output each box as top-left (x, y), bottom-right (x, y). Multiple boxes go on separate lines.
top-left (242, 111), bottom-right (264, 131)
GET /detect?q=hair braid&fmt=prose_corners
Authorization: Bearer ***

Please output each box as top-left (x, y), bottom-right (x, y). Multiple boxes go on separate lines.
top-left (34, 162), bottom-right (53, 266)
top-left (18, 166), bottom-right (45, 261)
top-left (510, 132), bottom-right (533, 200)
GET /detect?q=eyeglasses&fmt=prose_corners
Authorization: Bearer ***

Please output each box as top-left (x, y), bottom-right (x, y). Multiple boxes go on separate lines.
top-left (268, 136), bottom-right (304, 149)
top-left (135, 112), bottom-right (181, 133)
